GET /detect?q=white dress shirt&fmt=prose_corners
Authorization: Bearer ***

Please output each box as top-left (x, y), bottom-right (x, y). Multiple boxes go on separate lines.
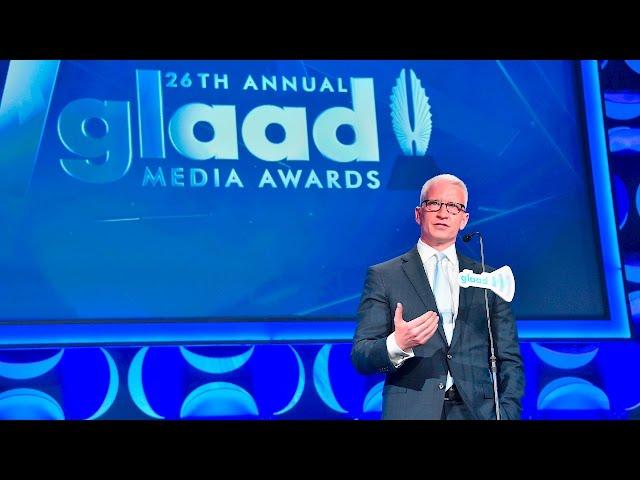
top-left (387, 240), bottom-right (459, 388)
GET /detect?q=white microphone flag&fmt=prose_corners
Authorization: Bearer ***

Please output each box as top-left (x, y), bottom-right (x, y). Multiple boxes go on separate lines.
top-left (458, 266), bottom-right (515, 302)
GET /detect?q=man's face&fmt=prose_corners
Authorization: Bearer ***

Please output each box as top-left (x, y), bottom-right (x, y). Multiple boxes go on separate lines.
top-left (415, 180), bottom-right (469, 250)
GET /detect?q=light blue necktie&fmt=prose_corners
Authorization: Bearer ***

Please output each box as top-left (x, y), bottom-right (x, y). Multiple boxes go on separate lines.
top-left (433, 252), bottom-right (454, 389)
top-left (433, 253), bottom-right (454, 342)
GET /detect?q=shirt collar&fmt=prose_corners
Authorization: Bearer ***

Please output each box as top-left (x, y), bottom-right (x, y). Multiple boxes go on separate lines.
top-left (417, 239), bottom-right (458, 267)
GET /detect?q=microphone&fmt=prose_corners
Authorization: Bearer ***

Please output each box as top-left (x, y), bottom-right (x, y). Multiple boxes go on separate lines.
top-left (463, 230), bottom-right (501, 420)
top-left (462, 231), bottom-right (480, 243)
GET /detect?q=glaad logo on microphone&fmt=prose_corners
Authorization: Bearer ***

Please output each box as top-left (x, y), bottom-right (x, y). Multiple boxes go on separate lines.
top-left (458, 266), bottom-right (515, 302)
top-left (459, 272), bottom-right (489, 286)
top-left (389, 68), bottom-right (433, 156)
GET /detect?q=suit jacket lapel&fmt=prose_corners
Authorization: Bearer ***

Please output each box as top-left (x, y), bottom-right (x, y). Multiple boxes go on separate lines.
top-left (401, 247), bottom-right (447, 345)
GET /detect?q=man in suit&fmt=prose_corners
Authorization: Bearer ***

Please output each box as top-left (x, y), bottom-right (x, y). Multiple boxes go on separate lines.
top-left (351, 174), bottom-right (524, 420)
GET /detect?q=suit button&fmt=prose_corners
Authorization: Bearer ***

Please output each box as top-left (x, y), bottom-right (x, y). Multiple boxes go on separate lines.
top-left (438, 383), bottom-right (445, 390)
top-left (447, 354), bottom-right (452, 359)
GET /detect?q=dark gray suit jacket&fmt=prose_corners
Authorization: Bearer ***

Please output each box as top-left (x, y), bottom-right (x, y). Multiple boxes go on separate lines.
top-left (351, 246), bottom-right (524, 420)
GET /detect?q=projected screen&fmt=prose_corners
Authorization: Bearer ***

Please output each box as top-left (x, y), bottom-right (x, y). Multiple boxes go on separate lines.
top-left (0, 60), bottom-right (629, 344)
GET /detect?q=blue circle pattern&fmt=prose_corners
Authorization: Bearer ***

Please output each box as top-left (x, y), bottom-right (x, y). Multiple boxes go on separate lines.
top-left (0, 348), bottom-right (117, 419)
top-left (0, 337), bottom-right (638, 419)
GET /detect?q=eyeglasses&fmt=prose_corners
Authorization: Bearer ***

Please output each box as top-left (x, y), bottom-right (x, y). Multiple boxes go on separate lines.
top-left (420, 199), bottom-right (466, 215)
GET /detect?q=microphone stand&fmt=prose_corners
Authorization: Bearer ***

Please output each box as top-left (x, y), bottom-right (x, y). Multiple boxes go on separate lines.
top-left (477, 234), bottom-right (501, 420)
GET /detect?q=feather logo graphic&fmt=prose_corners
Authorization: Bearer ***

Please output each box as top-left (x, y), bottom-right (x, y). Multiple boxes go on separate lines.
top-left (390, 69), bottom-right (433, 156)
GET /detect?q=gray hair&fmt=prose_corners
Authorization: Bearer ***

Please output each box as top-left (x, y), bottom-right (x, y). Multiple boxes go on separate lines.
top-left (419, 174), bottom-right (468, 206)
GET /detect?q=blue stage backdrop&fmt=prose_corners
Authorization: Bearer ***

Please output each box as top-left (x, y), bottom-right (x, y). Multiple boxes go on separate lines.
top-left (0, 60), bottom-right (628, 345)
top-left (0, 59), bottom-right (638, 420)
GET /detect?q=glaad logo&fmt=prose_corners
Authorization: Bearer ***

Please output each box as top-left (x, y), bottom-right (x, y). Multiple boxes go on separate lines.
top-left (389, 69), bottom-right (433, 156)
top-left (56, 70), bottom-right (382, 190)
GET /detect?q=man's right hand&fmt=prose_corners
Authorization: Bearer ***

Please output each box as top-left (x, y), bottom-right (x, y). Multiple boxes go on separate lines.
top-left (393, 302), bottom-right (439, 351)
